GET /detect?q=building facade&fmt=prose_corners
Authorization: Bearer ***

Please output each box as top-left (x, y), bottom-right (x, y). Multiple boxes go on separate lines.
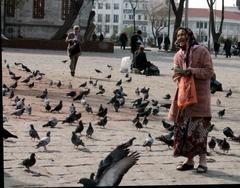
top-left (1, 0), bottom-right (93, 39)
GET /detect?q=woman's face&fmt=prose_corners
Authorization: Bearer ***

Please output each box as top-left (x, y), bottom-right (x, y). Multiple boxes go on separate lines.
top-left (176, 29), bottom-right (188, 47)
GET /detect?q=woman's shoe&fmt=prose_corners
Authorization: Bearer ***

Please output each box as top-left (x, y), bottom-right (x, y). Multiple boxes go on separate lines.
top-left (176, 163), bottom-right (194, 171)
top-left (196, 165), bottom-right (208, 173)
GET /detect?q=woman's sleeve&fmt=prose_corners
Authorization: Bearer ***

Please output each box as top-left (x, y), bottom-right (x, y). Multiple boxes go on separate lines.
top-left (188, 47), bottom-right (214, 80)
top-left (172, 53), bottom-right (182, 82)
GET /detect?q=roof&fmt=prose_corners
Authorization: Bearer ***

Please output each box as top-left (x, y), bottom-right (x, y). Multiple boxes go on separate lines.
top-left (188, 8), bottom-right (240, 20)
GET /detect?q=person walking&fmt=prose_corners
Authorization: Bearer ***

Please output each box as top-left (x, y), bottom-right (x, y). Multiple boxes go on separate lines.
top-left (163, 35), bottom-right (170, 51)
top-left (157, 33), bottom-right (163, 50)
top-left (168, 27), bottom-right (214, 173)
top-left (119, 32), bottom-right (128, 50)
top-left (223, 38), bottom-right (232, 58)
top-left (66, 25), bottom-right (84, 77)
top-left (213, 41), bottom-right (220, 58)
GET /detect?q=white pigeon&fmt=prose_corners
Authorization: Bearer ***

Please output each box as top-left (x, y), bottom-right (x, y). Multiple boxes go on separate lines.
top-left (142, 133), bottom-right (154, 151)
top-left (36, 131), bottom-right (51, 150)
top-left (69, 103), bottom-right (76, 114)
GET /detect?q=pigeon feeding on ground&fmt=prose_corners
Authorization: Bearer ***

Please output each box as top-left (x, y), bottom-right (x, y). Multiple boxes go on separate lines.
top-left (79, 81), bottom-right (87, 88)
top-left (155, 131), bottom-right (174, 148)
top-left (218, 109), bottom-right (225, 118)
top-left (225, 89), bottom-right (232, 97)
top-left (134, 120), bottom-right (143, 130)
top-left (223, 127), bottom-right (235, 139)
top-left (2, 128), bottom-right (18, 139)
top-left (19, 153), bottom-right (36, 171)
top-left (208, 137), bottom-right (216, 151)
top-left (66, 91), bottom-right (77, 98)
top-left (96, 116), bottom-right (108, 128)
top-left (219, 138), bottom-right (230, 153)
top-left (29, 124), bottom-right (40, 141)
top-left (11, 108), bottom-right (25, 118)
top-left (143, 133), bottom-right (154, 151)
top-left (36, 131), bottom-right (51, 150)
top-left (163, 94), bottom-right (171, 100)
top-left (50, 100), bottom-right (63, 113)
top-left (216, 99), bottom-right (221, 106)
top-left (71, 132), bottom-right (85, 148)
top-left (86, 122), bottom-right (94, 138)
top-left (75, 120), bottom-right (84, 135)
top-left (95, 69), bottom-right (102, 73)
top-left (42, 118), bottom-right (58, 128)
top-left (25, 104), bottom-right (32, 115)
top-left (78, 137), bottom-right (139, 187)
top-left (57, 80), bottom-right (62, 88)
top-left (36, 88), bottom-right (48, 100)
top-left (162, 120), bottom-right (174, 132)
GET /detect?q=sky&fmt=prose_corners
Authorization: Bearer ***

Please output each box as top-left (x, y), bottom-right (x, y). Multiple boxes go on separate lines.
top-left (188, 0), bottom-right (237, 10)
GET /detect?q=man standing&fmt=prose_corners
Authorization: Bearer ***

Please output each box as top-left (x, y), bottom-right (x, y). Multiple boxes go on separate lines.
top-left (119, 32), bottom-right (128, 50)
top-left (66, 25), bottom-right (84, 77)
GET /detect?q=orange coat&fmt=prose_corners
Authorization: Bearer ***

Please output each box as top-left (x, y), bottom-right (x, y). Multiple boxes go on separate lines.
top-left (168, 45), bottom-right (214, 122)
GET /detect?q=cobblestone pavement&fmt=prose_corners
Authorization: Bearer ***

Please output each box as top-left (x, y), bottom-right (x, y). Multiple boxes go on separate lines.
top-left (2, 47), bottom-right (240, 187)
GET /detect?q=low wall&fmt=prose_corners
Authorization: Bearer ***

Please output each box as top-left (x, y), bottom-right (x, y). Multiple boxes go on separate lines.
top-left (1, 39), bottom-right (114, 53)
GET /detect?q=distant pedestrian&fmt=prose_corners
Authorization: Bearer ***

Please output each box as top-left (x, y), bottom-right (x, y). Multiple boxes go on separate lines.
top-left (157, 33), bottom-right (163, 50)
top-left (119, 32), bottom-right (128, 50)
top-left (213, 41), bottom-right (220, 58)
top-left (99, 33), bottom-right (104, 41)
top-left (130, 30), bottom-right (143, 58)
top-left (92, 32), bottom-right (97, 41)
top-left (66, 25), bottom-right (84, 77)
top-left (223, 38), bottom-right (232, 58)
top-left (164, 35), bottom-right (170, 51)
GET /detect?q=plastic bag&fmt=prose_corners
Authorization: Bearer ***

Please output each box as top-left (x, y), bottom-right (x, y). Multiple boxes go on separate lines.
top-left (177, 75), bottom-right (198, 109)
top-left (120, 56), bottom-right (131, 73)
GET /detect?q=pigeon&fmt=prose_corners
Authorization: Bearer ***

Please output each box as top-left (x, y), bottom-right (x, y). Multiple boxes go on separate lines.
top-left (49, 80), bottom-right (53, 87)
top-left (138, 107), bottom-right (152, 117)
top-left (125, 77), bottom-right (132, 83)
top-left (42, 117), bottom-right (58, 128)
top-left (162, 120), bottom-right (174, 132)
top-left (57, 80), bottom-right (62, 88)
top-left (29, 124), bottom-right (40, 141)
top-left (93, 79), bottom-right (98, 87)
top-left (135, 100), bottom-right (149, 109)
top-left (152, 106), bottom-right (160, 115)
top-left (78, 137), bottom-right (139, 187)
top-left (10, 75), bottom-right (21, 81)
top-left (75, 120), bottom-right (84, 135)
top-left (96, 88), bottom-right (105, 95)
top-left (143, 133), bottom-right (154, 151)
top-left (20, 153), bottom-right (36, 171)
top-left (71, 132), bottom-right (85, 148)
top-left (207, 124), bottom-right (215, 133)
top-left (225, 89), bottom-right (232, 97)
top-left (36, 89), bottom-right (48, 99)
top-left (44, 101), bottom-right (51, 112)
top-left (2, 128), bottom-right (18, 139)
top-left (142, 116), bottom-right (149, 127)
top-left (62, 111), bottom-right (77, 124)
top-left (21, 75), bottom-right (32, 84)
top-left (132, 114), bottom-right (140, 124)
top-left (85, 104), bottom-right (93, 113)
top-left (97, 107), bottom-right (108, 118)
top-left (134, 120), bottom-right (143, 130)
top-left (163, 94), bottom-right (171, 100)
top-left (223, 127), bottom-right (235, 139)
top-left (9, 81), bottom-right (18, 89)
top-left (219, 138), bottom-right (230, 153)
top-left (28, 82), bottom-right (34, 89)
top-left (95, 69), bottom-right (102, 73)
top-left (116, 79), bottom-right (122, 86)
top-left (36, 131), bottom-right (51, 150)
top-left (113, 100), bottom-right (120, 112)
top-left (73, 89), bottom-right (90, 101)
top-left (86, 122), bottom-right (94, 138)
top-left (155, 132), bottom-right (174, 148)
top-left (151, 99), bottom-right (159, 106)
top-left (216, 99), bottom-right (221, 106)
top-left (25, 104), bottom-right (32, 115)
top-left (160, 103), bottom-right (171, 109)
top-left (21, 64), bottom-right (32, 73)
top-left (96, 116), bottom-right (108, 128)
top-left (50, 100), bottom-right (63, 113)
top-left (106, 74), bottom-right (111, 79)
top-left (218, 109), bottom-right (225, 118)
top-left (79, 81), bottom-right (87, 88)
top-left (61, 59), bottom-right (68, 63)
top-left (16, 98), bottom-right (25, 110)
top-left (107, 64), bottom-right (113, 70)
top-left (66, 91), bottom-right (77, 98)
top-left (10, 108), bottom-right (25, 118)
top-left (68, 81), bottom-right (72, 89)
top-left (135, 87), bottom-right (140, 96)
top-left (69, 103), bottom-right (76, 114)
top-left (208, 137), bottom-right (216, 151)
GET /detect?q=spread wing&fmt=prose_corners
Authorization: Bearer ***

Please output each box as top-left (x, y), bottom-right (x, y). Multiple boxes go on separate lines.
top-left (97, 151), bottom-right (140, 186)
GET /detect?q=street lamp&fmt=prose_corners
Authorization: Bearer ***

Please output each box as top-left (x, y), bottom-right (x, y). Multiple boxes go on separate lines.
top-left (129, 0), bottom-right (138, 32)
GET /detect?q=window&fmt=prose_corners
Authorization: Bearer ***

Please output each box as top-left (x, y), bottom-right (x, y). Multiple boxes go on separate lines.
top-left (6, 0), bottom-right (15, 17)
top-left (106, 3), bottom-right (111, 9)
top-left (113, 25), bottom-right (118, 33)
top-left (113, 15), bottom-right (119, 23)
top-left (105, 25), bottom-right (110, 33)
top-left (98, 14), bottom-right (103, 22)
top-left (125, 3), bottom-right (128, 8)
top-left (196, 22), bottom-right (200, 28)
top-left (105, 14), bottom-right (110, 23)
top-left (129, 15), bottom-right (133, 20)
top-left (61, 0), bottom-right (71, 20)
top-left (144, 15), bottom-right (147, 20)
top-left (33, 0), bottom-right (45, 19)
top-left (200, 22), bottom-right (203, 28)
top-left (124, 14), bottom-right (126, 19)
top-left (93, 2), bottom-right (96, 9)
top-left (96, 25), bottom-right (102, 33)
top-left (138, 15), bottom-right (141, 20)
top-left (114, 3), bottom-right (119, 10)
top-left (204, 22), bottom-right (208, 29)
top-left (98, 3), bottom-right (103, 9)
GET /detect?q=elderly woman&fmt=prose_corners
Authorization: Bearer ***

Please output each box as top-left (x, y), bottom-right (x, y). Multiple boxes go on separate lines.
top-left (168, 27), bottom-right (214, 173)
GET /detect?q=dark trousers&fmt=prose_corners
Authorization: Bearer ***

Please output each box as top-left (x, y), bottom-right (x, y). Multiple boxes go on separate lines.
top-left (69, 53), bottom-right (80, 74)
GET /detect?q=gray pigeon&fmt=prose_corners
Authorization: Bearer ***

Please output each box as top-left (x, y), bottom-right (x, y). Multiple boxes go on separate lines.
top-left (29, 124), bottom-right (40, 141)
top-left (143, 133), bottom-right (154, 151)
top-left (11, 108), bottom-right (25, 118)
top-left (71, 132), bottom-right (85, 148)
top-left (19, 153), bottom-right (36, 171)
top-left (78, 137), bottom-right (139, 187)
top-left (42, 117), bottom-right (58, 128)
top-left (36, 131), bottom-right (51, 150)
top-left (86, 122), bottom-right (94, 138)
top-left (25, 104), bottom-right (32, 115)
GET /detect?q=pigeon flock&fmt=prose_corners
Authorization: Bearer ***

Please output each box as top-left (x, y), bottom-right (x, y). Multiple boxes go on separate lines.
top-left (2, 56), bottom-right (240, 187)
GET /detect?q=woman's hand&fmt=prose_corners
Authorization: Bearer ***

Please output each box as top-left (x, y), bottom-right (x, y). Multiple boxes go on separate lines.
top-left (175, 67), bottom-right (191, 76)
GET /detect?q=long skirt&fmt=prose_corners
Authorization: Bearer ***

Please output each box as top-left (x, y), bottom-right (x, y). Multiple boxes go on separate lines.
top-left (173, 110), bottom-right (211, 158)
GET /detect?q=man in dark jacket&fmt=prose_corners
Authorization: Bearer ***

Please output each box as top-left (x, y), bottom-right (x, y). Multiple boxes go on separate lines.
top-left (130, 30), bottom-right (143, 58)
top-left (132, 45), bottom-right (151, 72)
top-left (119, 32), bottom-right (128, 50)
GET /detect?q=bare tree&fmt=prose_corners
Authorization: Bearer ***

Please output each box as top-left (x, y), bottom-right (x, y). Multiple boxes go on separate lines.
top-left (145, 0), bottom-right (167, 46)
top-left (207, 0), bottom-right (224, 44)
top-left (170, 0), bottom-right (185, 51)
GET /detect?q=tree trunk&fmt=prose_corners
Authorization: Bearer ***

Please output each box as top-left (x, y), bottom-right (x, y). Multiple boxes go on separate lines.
top-left (84, 10), bottom-right (95, 41)
top-left (207, 0), bottom-right (224, 44)
top-left (170, 0), bottom-right (185, 51)
top-left (51, 0), bottom-right (84, 40)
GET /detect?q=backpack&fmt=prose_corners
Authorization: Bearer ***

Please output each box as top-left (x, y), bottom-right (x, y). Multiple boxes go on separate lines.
top-left (143, 64), bottom-right (160, 76)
